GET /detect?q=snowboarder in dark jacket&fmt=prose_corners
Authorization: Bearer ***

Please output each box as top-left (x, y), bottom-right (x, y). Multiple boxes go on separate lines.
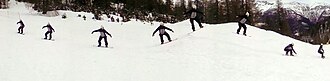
top-left (42, 23), bottom-right (55, 40)
top-left (318, 44), bottom-right (325, 59)
top-left (91, 26), bottom-right (112, 47)
top-left (237, 12), bottom-right (250, 36)
top-left (152, 23), bottom-right (174, 44)
top-left (184, 5), bottom-right (204, 31)
top-left (17, 20), bottom-right (25, 34)
top-left (284, 43), bottom-right (297, 56)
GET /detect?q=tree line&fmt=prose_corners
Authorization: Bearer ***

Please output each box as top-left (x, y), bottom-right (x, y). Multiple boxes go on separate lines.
top-left (15, 0), bottom-right (260, 24)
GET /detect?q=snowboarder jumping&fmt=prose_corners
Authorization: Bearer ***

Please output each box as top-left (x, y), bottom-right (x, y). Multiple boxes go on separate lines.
top-left (152, 23), bottom-right (174, 44)
top-left (318, 44), bottom-right (325, 59)
top-left (184, 4), bottom-right (204, 31)
top-left (17, 20), bottom-right (25, 34)
top-left (42, 23), bottom-right (55, 40)
top-left (237, 12), bottom-right (250, 36)
top-left (284, 43), bottom-right (297, 56)
top-left (91, 26), bottom-right (112, 47)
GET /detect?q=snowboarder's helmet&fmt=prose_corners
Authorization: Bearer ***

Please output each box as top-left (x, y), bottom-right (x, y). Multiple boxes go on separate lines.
top-left (101, 25), bottom-right (104, 29)
top-left (246, 12), bottom-right (250, 17)
top-left (160, 22), bottom-right (164, 26)
top-left (192, 4), bottom-right (197, 9)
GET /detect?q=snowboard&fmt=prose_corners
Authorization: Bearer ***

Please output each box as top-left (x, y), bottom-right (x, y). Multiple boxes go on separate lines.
top-left (17, 32), bottom-right (25, 35)
top-left (93, 45), bottom-right (114, 48)
top-left (233, 32), bottom-right (251, 37)
top-left (160, 38), bottom-right (178, 45)
top-left (42, 38), bottom-right (55, 41)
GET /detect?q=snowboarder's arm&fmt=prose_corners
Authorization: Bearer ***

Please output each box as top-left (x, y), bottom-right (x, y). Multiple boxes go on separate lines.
top-left (184, 10), bottom-right (192, 15)
top-left (292, 48), bottom-right (297, 54)
top-left (91, 29), bottom-right (100, 34)
top-left (196, 10), bottom-right (203, 14)
top-left (52, 28), bottom-right (55, 32)
top-left (152, 27), bottom-right (159, 36)
top-left (106, 31), bottom-right (112, 37)
top-left (165, 27), bottom-right (174, 32)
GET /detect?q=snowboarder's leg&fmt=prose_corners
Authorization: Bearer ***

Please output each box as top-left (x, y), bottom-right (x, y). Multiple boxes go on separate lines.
top-left (49, 32), bottom-right (52, 40)
top-left (18, 28), bottom-right (20, 33)
top-left (321, 53), bottom-right (325, 59)
top-left (20, 27), bottom-right (24, 34)
top-left (98, 36), bottom-right (102, 47)
top-left (195, 19), bottom-right (203, 28)
top-left (44, 31), bottom-right (49, 39)
top-left (242, 24), bottom-right (247, 36)
top-left (104, 36), bottom-right (108, 47)
top-left (237, 23), bottom-right (242, 34)
top-left (289, 51), bottom-right (294, 56)
top-left (285, 51), bottom-right (289, 56)
top-left (190, 18), bottom-right (195, 31)
top-left (165, 33), bottom-right (172, 42)
top-left (159, 34), bottom-right (164, 44)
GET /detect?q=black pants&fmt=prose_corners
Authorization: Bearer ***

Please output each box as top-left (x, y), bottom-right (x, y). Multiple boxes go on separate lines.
top-left (160, 33), bottom-right (171, 44)
top-left (320, 52), bottom-right (325, 58)
top-left (44, 31), bottom-right (53, 40)
top-left (98, 36), bottom-right (108, 47)
top-left (18, 26), bottom-right (24, 34)
top-left (190, 18), bottom-right (203, 31)
top-left (237, 23), bottom-right (247, 35)
top-left (285, 50), bottom-right (294, 56)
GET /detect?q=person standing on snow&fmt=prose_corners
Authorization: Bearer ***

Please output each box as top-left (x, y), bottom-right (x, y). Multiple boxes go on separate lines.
top-left (91, 26), bottom-right (112, 47)
top-left (184, 4), bottom-right (204, 31)
top-left (284, 43), bottom-right (297, 56)
top-left (17, 19), bottom-right (25, 34)
top-left (318, 44), bottom-right (325, 59)
top-left (236, 12), bottom-right (250, 36)
top-left (42, 23), bottom-right (55, 40)
top-left (152, 23), bottom-right (174, 44)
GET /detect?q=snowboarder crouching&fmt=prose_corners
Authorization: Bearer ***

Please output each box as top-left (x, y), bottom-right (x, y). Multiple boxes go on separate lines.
top-left (284, 43), bottom-right (297, 56)
top-left (42, 23), bottom-right (55, 40)
top-left (91, 26), bottom-right (112, 47)
top-left (237, 12), bottom-right (250, 36)
top-left (17, 19), bottom-right (25, 34)
top-left (152, 23), bottom-right (174, 44)
top-left (318, 44), bottom-right (325, 59)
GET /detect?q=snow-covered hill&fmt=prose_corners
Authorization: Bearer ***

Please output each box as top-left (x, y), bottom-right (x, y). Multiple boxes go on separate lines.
top-left (1, 1), bottom-right (330, 81)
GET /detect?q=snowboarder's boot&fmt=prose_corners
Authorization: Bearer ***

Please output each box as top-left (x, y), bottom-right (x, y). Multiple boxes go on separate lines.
top-left (97, 45), bottom-right (101, 47)
top-left (105, 45), bottom-right (108, 48)
top-left (44, 38), bottom-right (47, 39)
top-left (322, 56), bottom-right (325, 59)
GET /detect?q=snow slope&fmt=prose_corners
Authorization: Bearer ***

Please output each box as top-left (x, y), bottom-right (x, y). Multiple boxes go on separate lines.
top-left (1, 1), bottom-right (330, 81)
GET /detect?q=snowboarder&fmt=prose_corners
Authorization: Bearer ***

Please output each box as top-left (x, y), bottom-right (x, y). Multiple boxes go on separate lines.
top-left (42, 23), bottom-right (55, 40)
top-left (152, 23), bottom-right (174, 44)
top-left (184, 4), bottom-right (204, 31)
top-left (318, 44), bottom-right (325, 59)
top-left (284, 43), bottom-right (297, 56)
top-left (91, 26), bottom-right (112, 47)
top-left (83, 15), bottom-right (86, 20)
top-left (236, 12), bottom-right (250, 36)
top-left (17, 19), bottom-right (25, 34)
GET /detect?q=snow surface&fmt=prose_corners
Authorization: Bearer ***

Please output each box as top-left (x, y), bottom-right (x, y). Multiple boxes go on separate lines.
top-left (1, 1), bottom-right (330, 81)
